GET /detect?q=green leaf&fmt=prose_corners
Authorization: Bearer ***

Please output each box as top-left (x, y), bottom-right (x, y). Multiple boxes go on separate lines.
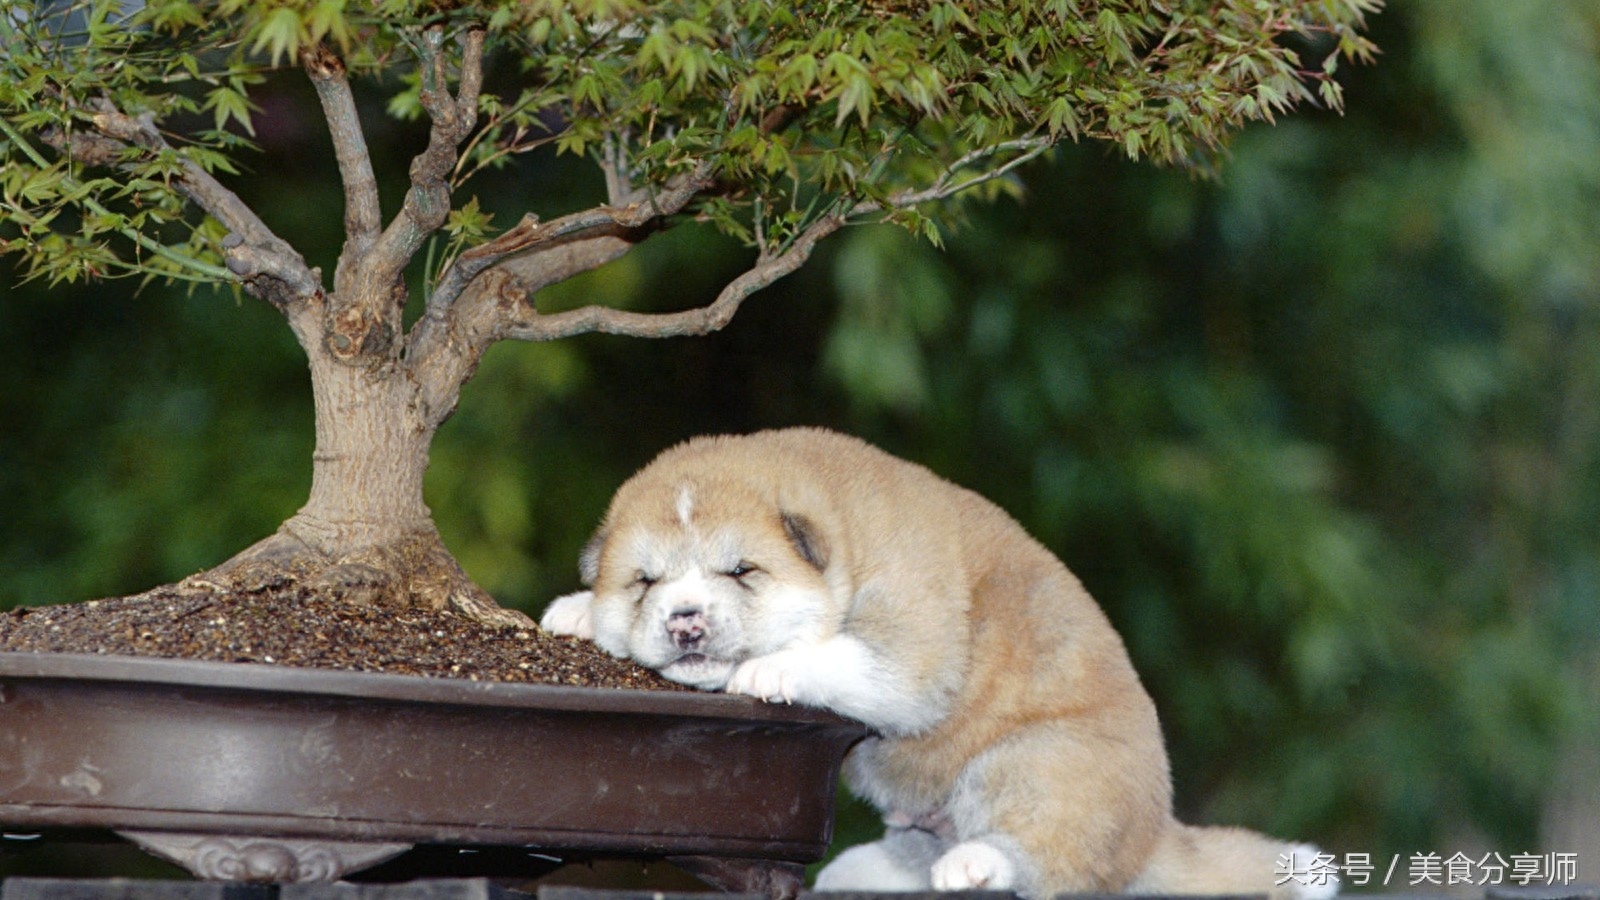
top-left (206, 85), bottom-right (256, 137)
top-left (251, 6), bottom-right (309, 66)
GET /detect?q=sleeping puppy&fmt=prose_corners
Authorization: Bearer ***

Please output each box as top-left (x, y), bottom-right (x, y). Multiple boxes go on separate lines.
top-left (541, 428), bottom-right (1335, 900)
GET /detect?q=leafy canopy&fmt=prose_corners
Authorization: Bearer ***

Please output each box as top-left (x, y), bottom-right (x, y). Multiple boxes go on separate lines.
top-left (0, 0), bottom-right (1378, 288)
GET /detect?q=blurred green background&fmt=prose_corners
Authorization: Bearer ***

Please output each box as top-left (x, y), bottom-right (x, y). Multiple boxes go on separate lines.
top-left (3, 0), bottom-right (1598, 887)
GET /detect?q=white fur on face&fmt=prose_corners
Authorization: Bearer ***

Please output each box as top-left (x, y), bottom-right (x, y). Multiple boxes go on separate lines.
top-left (744, 581), bottom-right (829, 653)
top-left (675, 484), bottom-right (695, 527)
top-left (586, 518), bottom-right (842, 693)
top-left (588, 560), bottom-right (750, 690)
top-left (630, 568), bottom-right (740, 679)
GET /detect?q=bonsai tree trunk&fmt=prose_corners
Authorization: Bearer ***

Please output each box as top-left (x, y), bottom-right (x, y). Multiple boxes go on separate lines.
top-left (157, 35), bottom-right (536, 629)
top-left (186, 311), bottom-right (535, 629)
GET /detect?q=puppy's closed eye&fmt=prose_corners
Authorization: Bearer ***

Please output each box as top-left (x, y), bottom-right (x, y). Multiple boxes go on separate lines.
top-left (724, 562), bottom-right (760, 586)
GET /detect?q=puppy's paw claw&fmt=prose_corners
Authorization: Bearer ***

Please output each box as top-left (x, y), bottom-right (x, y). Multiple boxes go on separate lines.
top-left (931, 841), bottom-right (1016, 892)
top-left (540, 591), bottom-right (596, 639)
top-left (726, 651), bottom-right (805, 704)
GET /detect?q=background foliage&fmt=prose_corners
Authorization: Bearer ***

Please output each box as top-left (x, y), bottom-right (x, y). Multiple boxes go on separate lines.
top-left (3, 0), bottom-right (1598, 884)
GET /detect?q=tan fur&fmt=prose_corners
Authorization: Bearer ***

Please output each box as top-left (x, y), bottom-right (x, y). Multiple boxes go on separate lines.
top-left (547, 428), bottom-right (1331, 899)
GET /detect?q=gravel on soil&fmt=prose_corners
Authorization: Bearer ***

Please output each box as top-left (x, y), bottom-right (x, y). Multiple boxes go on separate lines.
top-left (0, 585), bottom-right (688, 692)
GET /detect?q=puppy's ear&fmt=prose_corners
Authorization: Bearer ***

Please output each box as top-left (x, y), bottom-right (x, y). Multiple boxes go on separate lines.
top-left (578, 528), bottom-right (607, 587)
top-left (781, 512), bottom-right (828, 572)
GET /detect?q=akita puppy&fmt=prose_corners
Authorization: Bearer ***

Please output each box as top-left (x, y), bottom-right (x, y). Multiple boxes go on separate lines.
top-left (542, 428), bottom-right (1334, 899)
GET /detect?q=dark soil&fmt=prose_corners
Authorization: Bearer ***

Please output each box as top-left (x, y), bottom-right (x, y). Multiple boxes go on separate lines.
top-left (0, 583), bottom-right (687, 692)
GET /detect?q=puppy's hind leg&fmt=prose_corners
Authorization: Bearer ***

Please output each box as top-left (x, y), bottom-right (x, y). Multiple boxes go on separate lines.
top-left (937, 718), bottom-right (1170, 897)
top-left (813, 828), bottom-right (944, 893)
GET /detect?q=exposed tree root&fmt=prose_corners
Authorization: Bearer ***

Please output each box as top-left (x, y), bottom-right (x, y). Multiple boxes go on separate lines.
top-left (179, 519), bottom-right (536, 630)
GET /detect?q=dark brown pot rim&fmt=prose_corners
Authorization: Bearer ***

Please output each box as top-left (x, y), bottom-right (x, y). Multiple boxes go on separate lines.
top-left (0, 650), bottom-right (855, 725)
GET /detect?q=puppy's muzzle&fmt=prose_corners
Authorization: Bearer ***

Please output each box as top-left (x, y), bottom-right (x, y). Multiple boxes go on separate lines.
top-left (666, 608), bottom-right (708, 650)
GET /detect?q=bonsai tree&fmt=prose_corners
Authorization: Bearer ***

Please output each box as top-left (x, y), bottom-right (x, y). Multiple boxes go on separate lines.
top-left (0, 0), bottom-right (1376, 629)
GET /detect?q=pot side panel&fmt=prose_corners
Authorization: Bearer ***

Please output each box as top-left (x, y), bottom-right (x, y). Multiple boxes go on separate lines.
top-left (0, 675), bottom-right (860, 861)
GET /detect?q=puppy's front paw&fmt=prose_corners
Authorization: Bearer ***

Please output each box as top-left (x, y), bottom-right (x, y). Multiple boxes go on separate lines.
top-left (540, 591), bottom-right (596, 639)
top-left (931, 840), bottom-right (1016, 892)
top-left (726, 648), bottom-right (813, 704)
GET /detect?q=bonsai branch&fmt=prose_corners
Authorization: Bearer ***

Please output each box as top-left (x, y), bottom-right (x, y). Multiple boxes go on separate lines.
top-left (424, 160), bottom-right (717, 314)
top-left (403, 234), bottom-right (637, 428)
top-left (364, 26), bottom-right (485, 296)
top-left (491, 139), bottom-right (1053, 342)
top-left (399, 160), bottom-right (719, 425)
top-left (397, 123), bottom-right (1047, 427)
top-left (864, 136), bottom-right (1057, 214)
top-left (305, 43), bottom-right (382, 292)
top-left (318, 25), bottom-right (484, 365)
top-left (0, 117), bottom-right (227, 283)
top-left (505, 210), bottom-right (845, 342)
top-left (77, 101), bottom-right (321, 307)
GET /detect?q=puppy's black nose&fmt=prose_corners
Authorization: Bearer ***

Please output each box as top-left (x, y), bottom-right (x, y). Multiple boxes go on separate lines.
top-left (667, 608), bottom-right (707, 649)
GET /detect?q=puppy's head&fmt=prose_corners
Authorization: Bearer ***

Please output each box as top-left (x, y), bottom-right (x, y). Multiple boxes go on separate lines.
top-left (585, 461), bottom-right (838, 685)
top-left (581, 472), bottom-right (834, 690)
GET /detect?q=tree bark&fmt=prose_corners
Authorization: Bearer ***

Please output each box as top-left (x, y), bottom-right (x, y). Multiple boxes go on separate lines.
top-left (298, 358), bottom-right (432, 539)
top-left (186, 322), bottom-right (534, 630)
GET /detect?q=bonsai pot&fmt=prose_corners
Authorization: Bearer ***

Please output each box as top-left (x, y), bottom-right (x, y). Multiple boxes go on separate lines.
top-left (0, 652), bottom-right (868, 893)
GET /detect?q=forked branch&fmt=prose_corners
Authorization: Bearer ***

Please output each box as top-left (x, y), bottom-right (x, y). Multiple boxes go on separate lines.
top-left (75, 101), bottom-right (320, 318)
top-left (305, 43), bottom-right (382, 292)
top-left (318, 25), bottom-right (485, 363)
top-left (401, 159), bottom-right (719, 424)
top-left (506, 212), bottom-right (845, 341)
top-left (424, 160), bottom-right (718, 314)
top-left (864, 136), bottom-right (1056, 214)
top-left (400, 129), bottom-right (1054, 428)
top-left (495, 136), bottom-right (1057, 342)
top-left (364, 26), bottom-right (486, 294)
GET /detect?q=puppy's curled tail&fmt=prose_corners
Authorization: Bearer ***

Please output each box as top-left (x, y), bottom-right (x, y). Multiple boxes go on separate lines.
top-left (1125, 822), bottom-right (1339, 900)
